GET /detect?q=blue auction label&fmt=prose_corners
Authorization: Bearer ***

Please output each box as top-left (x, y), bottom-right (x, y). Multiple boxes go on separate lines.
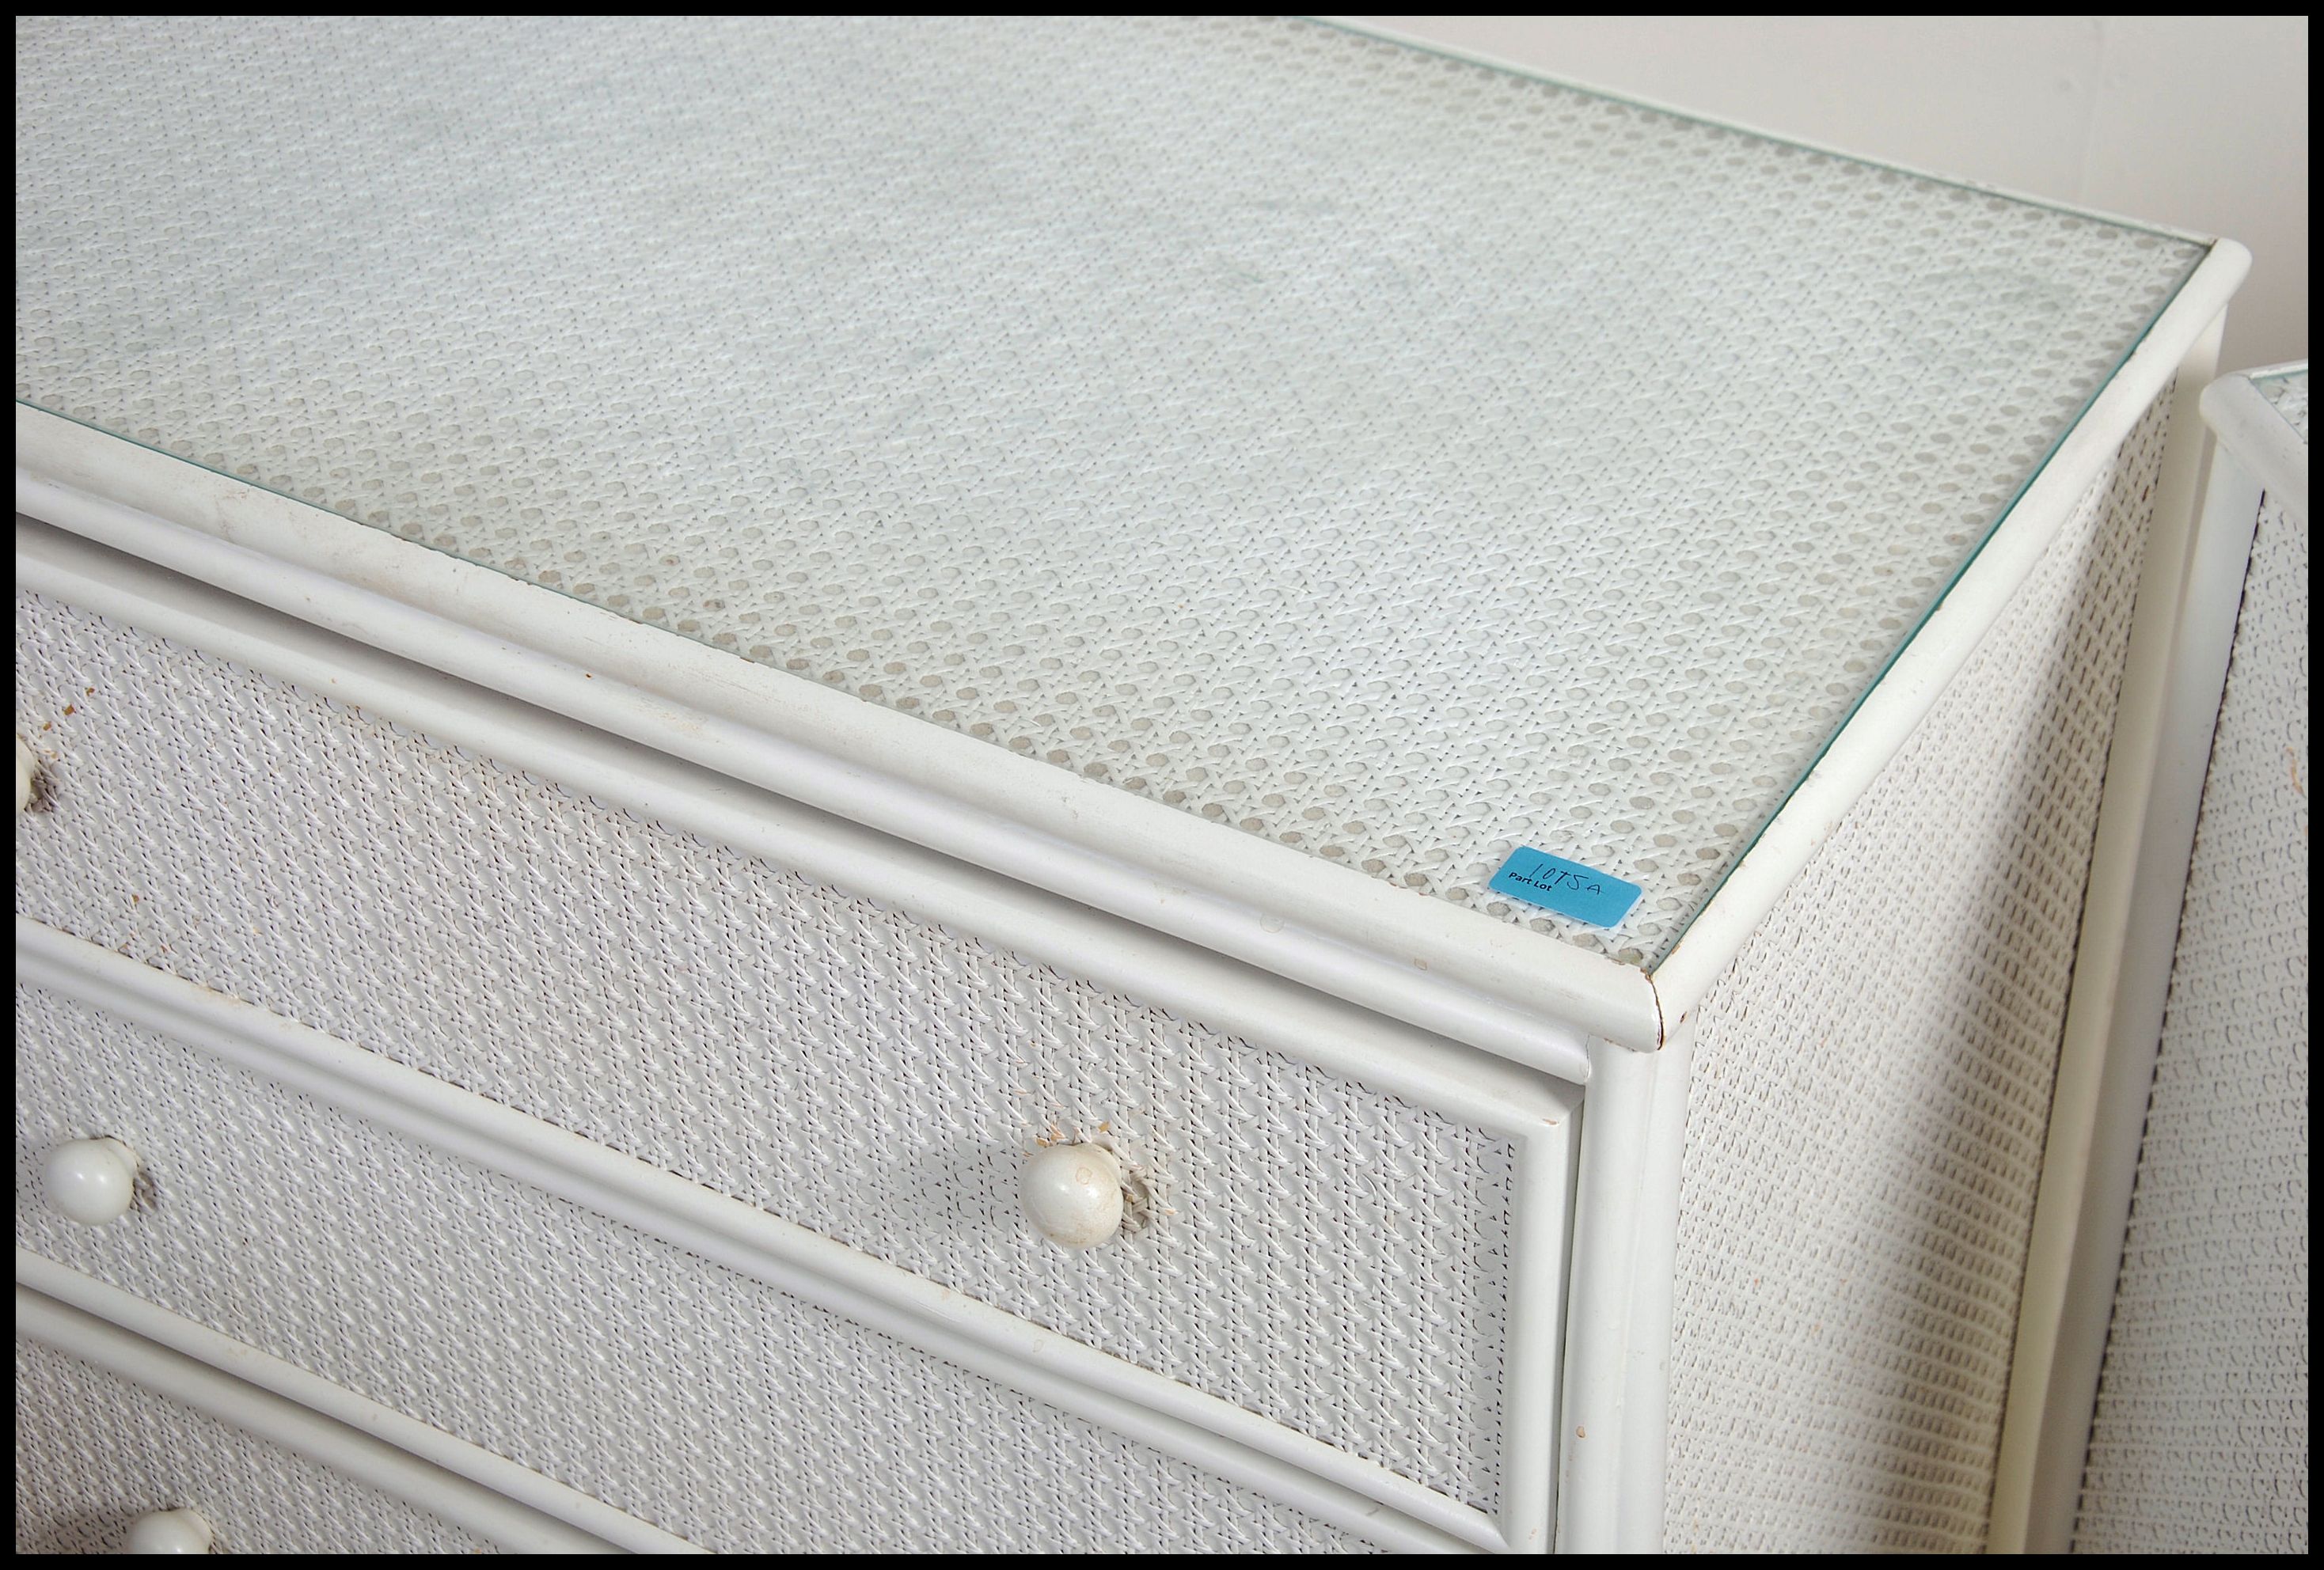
top-left (1487, 848), bottom-right (1642, 928)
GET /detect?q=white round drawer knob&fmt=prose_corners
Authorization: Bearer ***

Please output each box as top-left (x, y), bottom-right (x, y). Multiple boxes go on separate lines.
top-left (16, 734), bottom-right (36, 811)
top-left (126, 1508), bottom-right (212, 1554)
top-left (44, 1137), bottom-right (141, 1227)
top-left (1021, 1143), bottom-right (1126, 1250)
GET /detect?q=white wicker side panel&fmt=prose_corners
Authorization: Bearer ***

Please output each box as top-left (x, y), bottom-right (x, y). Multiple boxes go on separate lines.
top-left (14, 1340), bottom-right (494, 1555)
top-left (2073, 476), bottom-right (2309, 1552)
top-left (12, 983), bottom-right (1382, 1556)
top-left (1660, 392), bottom-right (2173, 1552)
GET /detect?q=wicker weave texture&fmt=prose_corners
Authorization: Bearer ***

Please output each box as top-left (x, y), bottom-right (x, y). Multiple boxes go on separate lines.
top-left (1661, 393), bottom-right (2171, 1552)
top-left (2075, 415), bottom-right (2309, 1553)
top-left (11, 590), bottom-right (1516, 1515)
top-left (12, 982), bottom-right (1382, 1554)
top-left (14, 1338), bottom-right (492, 1554)
top-left (13, 16), bottom-right (2203, 963)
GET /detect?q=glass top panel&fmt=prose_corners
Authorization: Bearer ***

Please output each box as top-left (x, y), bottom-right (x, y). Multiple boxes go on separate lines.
top-left (16, 17), bottom-right (2204, 965)
top-left (2254, 368), bottom-right (2309, 444)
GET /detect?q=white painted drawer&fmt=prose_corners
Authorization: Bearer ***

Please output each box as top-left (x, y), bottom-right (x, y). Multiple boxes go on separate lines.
top-left (13, 580), bottom-right (1569, 1544)
top-left (13, 977), bottom-right (1411, 1553)
top-left (14, 1337), bottom-right (496, 1555)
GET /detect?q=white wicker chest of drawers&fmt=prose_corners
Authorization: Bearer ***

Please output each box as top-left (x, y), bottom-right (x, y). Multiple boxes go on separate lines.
top-left (14, 16), bottom-right (2251, 1556)
top-left (2036, 364), bottom-right (2307, 1557)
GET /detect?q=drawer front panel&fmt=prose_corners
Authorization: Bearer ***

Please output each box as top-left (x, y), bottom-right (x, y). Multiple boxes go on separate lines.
top-left (13, 588), bottom-right (1518, 1515)
top-left (13, 980), bottom-right (1386, 1554)
top-left (14, 1338), bottom-right (492, 1555)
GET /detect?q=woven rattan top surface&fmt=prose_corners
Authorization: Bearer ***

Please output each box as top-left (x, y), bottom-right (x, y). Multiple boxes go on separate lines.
top-left (15, 16), bottom-right (2204, 963)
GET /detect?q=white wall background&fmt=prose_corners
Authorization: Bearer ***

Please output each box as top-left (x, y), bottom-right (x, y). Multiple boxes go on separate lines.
top-left (1341, 16), bottom-right (2307, 374)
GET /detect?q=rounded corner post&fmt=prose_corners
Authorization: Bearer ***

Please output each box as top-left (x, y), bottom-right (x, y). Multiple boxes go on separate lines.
top-left (1991, 301), bottom-right (2246, 1557)
top-left (1556, 1020), bottom-right (1696, 1553)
